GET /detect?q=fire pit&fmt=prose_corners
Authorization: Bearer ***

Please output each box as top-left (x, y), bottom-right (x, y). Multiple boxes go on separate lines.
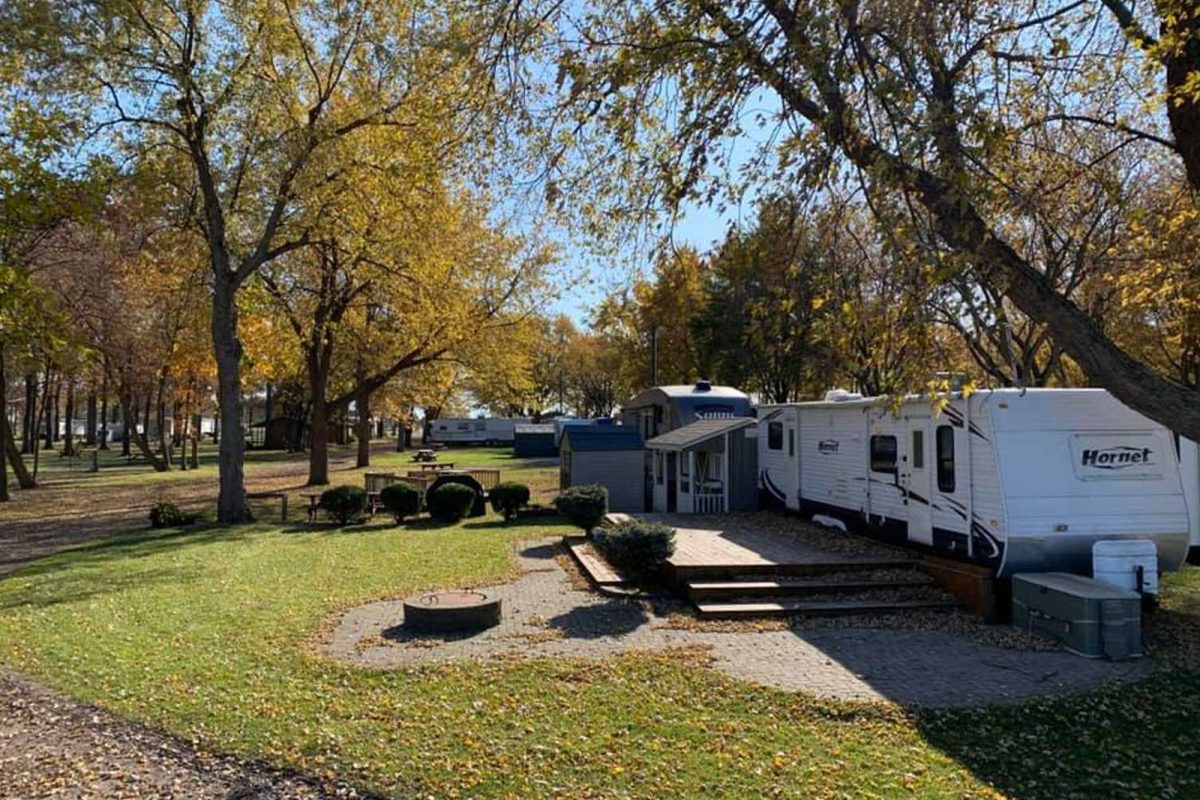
top-left (403, 590), bottom-right (502, 632)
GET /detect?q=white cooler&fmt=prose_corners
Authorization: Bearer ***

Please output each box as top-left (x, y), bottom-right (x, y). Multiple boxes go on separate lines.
top-left (1092, 539), bottom-right (1158, 597)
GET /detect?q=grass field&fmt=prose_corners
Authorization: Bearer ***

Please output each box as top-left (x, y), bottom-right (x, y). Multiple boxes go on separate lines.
top-left (0, 446), bottom-right (1198, 798)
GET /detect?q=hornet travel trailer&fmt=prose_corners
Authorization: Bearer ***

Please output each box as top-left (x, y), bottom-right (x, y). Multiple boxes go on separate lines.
top-left (758, 388), bottom-right (1191, 577)
top-left (1176, 437), bottom-right (1200, 560)
top-left (425, 417), bottom-right (529, 446)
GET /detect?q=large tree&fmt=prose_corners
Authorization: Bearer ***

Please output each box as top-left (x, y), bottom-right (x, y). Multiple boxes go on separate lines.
top-left (11, 0), bottom-right (537, 520)
top-left (552, 0), bottom-right (1200, 437)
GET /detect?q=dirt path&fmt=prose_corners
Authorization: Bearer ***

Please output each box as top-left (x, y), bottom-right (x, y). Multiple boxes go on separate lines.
top-left (0, 670), bottom-right (380, 800)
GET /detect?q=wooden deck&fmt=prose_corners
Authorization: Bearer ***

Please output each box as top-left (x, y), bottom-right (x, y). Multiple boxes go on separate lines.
top-left (660, 520), bottom-right (916, 583)
top-left (614, 515), bottom-right (912, 585)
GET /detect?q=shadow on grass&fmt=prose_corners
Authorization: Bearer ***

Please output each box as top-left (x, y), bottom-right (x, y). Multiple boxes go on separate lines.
top-left (915, 669), bottom-right (1200, 800)
top-left (0, 524), bottom-right (241, 610)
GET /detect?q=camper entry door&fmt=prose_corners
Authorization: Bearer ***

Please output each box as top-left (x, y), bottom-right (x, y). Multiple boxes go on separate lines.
top-left (901, 411), bottom-right (934, 546)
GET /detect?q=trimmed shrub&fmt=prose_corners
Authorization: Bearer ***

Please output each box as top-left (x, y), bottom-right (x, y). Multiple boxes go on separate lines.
top-left (380, 483), bottom-right (421, 524)
top-left (490, 482), bottom-right (531, 523)
top-left (593, 520), bottom-right (676, 583)
top-left (427, 482), bottom-right (477, 522)
top-left (319, 485), bottom-right (368, 525)
top-left (148, 500), bottom-right (196, 529)
top-left (553, 485), bottom-right (608, 533)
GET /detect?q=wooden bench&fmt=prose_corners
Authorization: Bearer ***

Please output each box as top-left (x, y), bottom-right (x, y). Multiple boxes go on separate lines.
top-left (246, 491), bottom-right (288, 523)
top-left (364, 472), bottom-right (398, 514)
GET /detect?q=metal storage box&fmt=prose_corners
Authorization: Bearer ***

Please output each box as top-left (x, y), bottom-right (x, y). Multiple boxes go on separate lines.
top-left (1012, 572), bottom-right (1143, 660)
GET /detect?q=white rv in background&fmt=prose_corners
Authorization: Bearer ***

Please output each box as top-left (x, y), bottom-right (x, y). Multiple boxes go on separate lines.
top-left (425, 417), bottom-right (529, 446)
top-left (758, 388), bottom-right (1191, 577)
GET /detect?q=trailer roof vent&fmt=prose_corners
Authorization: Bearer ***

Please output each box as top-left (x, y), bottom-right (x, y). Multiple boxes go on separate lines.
top-left (694, 380), bottom-right (712, 392)
top-left (823, 388), bottom-right (863, 402)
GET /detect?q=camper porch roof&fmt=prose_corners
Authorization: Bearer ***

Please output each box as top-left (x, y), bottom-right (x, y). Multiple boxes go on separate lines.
top-left (645, 417), bottom-right (756, 451)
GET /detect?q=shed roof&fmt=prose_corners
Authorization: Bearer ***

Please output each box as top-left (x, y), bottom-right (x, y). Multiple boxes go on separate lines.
top-left (646, 417), bottom-right (756, 451)
top-left (562, 426), bottom-right (644, 452)
top-left (514, 424), bottom-right (555, 435)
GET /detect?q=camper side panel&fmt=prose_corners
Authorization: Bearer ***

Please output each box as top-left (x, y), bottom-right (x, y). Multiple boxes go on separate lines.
top-left (758, 406), bottom-right (800, 510)
top-left (989, 390), bottom-right (1190, 575)
top-left (928, 398), bottom-right (1007, 566)
top-left (798, 406), bottom-right (873, 526)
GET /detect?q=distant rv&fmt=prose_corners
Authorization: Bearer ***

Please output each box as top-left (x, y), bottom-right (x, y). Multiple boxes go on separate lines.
top-left (425, 417), bottom-right (529, 446)
top-left (758, 388), bottom-right (1191, 577)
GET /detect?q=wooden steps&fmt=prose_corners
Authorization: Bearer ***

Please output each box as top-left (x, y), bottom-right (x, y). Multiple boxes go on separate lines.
top-left (666, 558), bottom-right (920, 584)
top-left (687, 575), bottom-right (934, 601)
top-left (695, 598), bottom-right (961, 619)
top-left (596, 513), bottom-right (963, 620)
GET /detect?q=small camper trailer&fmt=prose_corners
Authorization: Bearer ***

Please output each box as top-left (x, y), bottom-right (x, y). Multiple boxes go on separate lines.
top-left (758, 388), bottom-right (1191, 577)
top-left (425, 417), bottom-right (529, 446)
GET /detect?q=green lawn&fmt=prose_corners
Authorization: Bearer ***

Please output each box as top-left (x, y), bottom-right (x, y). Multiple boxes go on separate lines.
top-left (0, 473), bottom-right (1198, 797)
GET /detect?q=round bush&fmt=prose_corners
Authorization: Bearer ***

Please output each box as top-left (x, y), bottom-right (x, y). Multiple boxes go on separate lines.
top-left (427, 482), bottom-right (477, 522)
top-left (553, 485), bottom-right (609, 533)
top-left (380, 483), bottom-right (421, 523)
top-left (319, 485), bottom-right (368, 525)
top-left (148, 500), bottom-right (196, 529)
top-left (490, 482), bottom-right (531, 523)
top-left (593, 520), bottom-right (676, 583)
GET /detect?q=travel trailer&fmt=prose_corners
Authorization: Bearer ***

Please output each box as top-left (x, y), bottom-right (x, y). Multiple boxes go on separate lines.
top-left (1177, 437), bottom-right (1200, 560)
top-left (758, 388), bottom-right (1191, 577)
top-left (424, 417), bottom-right (529, 446)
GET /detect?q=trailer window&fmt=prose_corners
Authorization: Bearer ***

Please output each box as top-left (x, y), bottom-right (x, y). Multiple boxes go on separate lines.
top-left (870, 435), bottom-right (897, 473)
top-left (788, 428), bottom-right (794, 456)
top-left (767, 422), bottom-right (783, 451)
top-left (936, 426), bottom-right (955, 493)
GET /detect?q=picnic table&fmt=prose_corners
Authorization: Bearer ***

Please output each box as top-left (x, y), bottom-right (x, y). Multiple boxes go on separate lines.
top-left (411, 449), bottom-right (438, 463)
top-left (300, 492), bottom-right (323, 523)
top-left (419, 462), bottom-right (455, 471)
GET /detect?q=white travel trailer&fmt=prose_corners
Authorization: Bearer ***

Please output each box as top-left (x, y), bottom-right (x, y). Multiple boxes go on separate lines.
top-left (1177, 437), bottom-right (1200, 560)
top-left (758, 388), bottom-right (1191, 577)
top-left (425, 417), bottom-right (529, 446)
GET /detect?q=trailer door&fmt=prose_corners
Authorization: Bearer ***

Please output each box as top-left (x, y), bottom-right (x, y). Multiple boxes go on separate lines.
top-left (902, 411), bottom-right (934, 546)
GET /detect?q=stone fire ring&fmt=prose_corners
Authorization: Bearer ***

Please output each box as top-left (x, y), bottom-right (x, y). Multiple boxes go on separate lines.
top-left (403, 590), bottom-right (502, 632)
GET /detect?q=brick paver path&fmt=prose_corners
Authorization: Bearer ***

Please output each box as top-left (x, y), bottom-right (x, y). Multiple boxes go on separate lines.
top-left (322, 540), bottom-right (1152, 707)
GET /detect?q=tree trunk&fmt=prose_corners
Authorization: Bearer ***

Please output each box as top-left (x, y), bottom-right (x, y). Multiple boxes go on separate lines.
top-left (156, 374), bottom-right (171, 470)
top-left (85, 390), bottom-right (97, 446)
top-left (118, 380), bottom-right (168, 472)
top-left (121, 398), bottom-right (131, 457)
top-left (308, 396), bottom-right (330, 485)
top-left (51, 382), bottom-right (60, 443)
top-left (98, 366), bottom-right (109, 450)
top-left (0, 345), bottom-right (8, 501)
top-left (3, 415), bottom-right (35, 490)
top-left (355, 387), bottom-right (371, 468)
top-left (62, 381), bottom-right (76, 457)
top-left (212, 277), bottom-right (248, 522)
top-left (21, 373), bottom-right (35, 454)
top-left (43, 375), bottom-right (55, 451)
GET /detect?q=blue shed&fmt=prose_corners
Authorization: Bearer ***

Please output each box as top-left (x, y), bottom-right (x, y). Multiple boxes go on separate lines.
top-left (559, 426), bottom-right (645, 512)
top-left (513, 423), bottom-right (557, 457)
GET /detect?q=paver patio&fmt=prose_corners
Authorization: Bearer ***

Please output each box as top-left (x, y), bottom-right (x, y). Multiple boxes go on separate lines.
top-left (323, 539), bottom-right (1152, 707)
